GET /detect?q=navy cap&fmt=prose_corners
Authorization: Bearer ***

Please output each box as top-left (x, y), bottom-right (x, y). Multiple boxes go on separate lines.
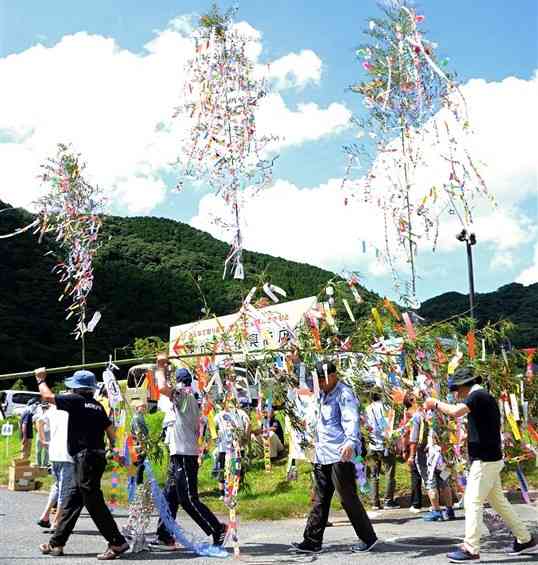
top-left (64, 370), bottom-right (98, 390)
top-left (175, 367), bottom-right (193, 386)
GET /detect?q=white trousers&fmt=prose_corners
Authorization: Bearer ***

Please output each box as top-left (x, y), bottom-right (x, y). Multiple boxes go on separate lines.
top-left (464, 459), bottom-right (531, 554)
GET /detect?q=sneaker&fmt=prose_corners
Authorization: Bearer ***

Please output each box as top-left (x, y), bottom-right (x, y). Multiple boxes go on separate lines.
top-left (409, 506), bottom-right (423, 514)
top-left (351, 538), bottom-right (378, 553)
top-left (447, 548), bottom-right (480, 562)
top-left (383, 500), bottom-right (399, 509)
top-left (445, 507), bottom-right (456, 521)
top-left (453, 499), bottom-right (464, 510)
top-left (424, 510), bottom-right (444, 522)
top-left (290, 541), bottom-right (322, 554)
top-left (97, 542), bottom-right (130, 560)
top-left (148, 539), bottom-right (178, 551)
top-left (371, 505), bottom-right (381, 511)
top-left (39, 543), bottom-right (64, 556)
top-left (37, 519), bottom-right (51, 528)
top-left (213, 524), bottom-right (228, 546)
top-left (508, 535), bottom-right (537, 555)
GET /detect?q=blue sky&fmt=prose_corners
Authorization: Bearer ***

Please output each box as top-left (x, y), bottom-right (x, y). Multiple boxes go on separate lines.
top-left (0, 0), bottom-right (536, 303)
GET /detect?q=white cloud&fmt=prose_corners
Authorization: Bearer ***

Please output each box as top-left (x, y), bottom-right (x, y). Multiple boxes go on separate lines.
top-left (191, 178), bottom-right (390, 276)
top-left (0, 18), bottom-right (350, 213)
top-left (113, 176), bottom-right (168, 215)
top-left (266, 50), bottom-right (322, 90)
top-left (516, 242), bottom-right (538, 285)
top-left (490, 251), bottom-right (514, 271)
top-left (191, 72), bottom-right (538, 291)
top-left (258, 96), bottom-right (351, 149)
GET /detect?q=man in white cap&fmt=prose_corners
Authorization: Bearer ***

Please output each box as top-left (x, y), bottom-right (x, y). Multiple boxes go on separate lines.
top-left (34, 368), bottom-right (129, 560)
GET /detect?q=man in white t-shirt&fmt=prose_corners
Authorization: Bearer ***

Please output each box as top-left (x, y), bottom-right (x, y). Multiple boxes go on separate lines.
top-left (37, 404), bottom-right (75, 530)
top-left (153, 355), bottom-right (226, 550)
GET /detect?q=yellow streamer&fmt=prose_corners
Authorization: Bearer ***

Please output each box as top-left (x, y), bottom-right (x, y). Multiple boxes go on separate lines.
top-left (507, 413), bottom-right (521, 441)
top-left (207, 409), bottom-right (217, 440)
top-left (371, 307), bottom-right (383, 334)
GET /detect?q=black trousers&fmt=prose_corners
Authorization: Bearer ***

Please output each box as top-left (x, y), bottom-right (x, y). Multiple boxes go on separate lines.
top-left (410, 459), bottom-right (423, 508)
top-left (304, 462), bottom-right (376, 546)
top-left (50, 450), bottom-right (126, 548)
top-left (135, 456), bottom-right (145, 486)
top-left (157, 454), bottom-right (222, 542)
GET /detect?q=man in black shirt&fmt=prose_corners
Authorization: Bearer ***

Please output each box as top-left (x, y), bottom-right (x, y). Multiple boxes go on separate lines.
top-left (35, 368), bottom-right (129, 560)
top-left (425, 366), bottom-right (536, 562)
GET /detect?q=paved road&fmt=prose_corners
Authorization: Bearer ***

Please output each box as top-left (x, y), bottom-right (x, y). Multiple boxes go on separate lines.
top-left (0, 489), bottom-right (536, 565)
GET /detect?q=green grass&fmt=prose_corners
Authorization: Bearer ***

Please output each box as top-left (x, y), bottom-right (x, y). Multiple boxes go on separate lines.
top-left (2, 424), bottom-right (537, 521)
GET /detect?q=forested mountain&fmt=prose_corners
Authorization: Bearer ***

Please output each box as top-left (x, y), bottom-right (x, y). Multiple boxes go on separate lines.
top-left (0, 201), bottom-right (378, 376)
top-left (418, 283), bottom-right (538, 348)
top-left (1, 200), bottom-right (536, 381)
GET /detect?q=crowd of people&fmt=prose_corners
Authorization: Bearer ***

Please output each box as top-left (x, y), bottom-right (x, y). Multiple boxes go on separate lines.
top-left (7, 356), bottom-right (536, 562)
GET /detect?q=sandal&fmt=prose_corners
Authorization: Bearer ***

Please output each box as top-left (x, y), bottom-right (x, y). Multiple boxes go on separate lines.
top-left (39, 543), bottom-right (64, 556)
top-left (97, 542), bottom-right (130, 560)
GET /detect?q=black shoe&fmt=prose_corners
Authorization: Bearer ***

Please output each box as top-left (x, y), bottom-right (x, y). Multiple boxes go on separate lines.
top-left (148, 539), bottom-right (178, 551)
top-left (37, 519), bottom-right (51, 529)
top-left (351, 538), bottom-right (378, 553)
top-left (290, 541), bottom-right (322, 554)
top-left (213, 524), bottom-right (228, 546)
top-left (383, 500), bottom-right (399, 509)
top-left (508, 535), bottom-right (537, 555)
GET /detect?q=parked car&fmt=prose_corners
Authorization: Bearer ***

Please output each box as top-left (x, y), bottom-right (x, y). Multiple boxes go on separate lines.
top-left (0, 390), bottom-right (41, 417)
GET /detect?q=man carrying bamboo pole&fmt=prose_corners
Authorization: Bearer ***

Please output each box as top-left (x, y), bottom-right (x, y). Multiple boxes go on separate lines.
top-left (425, 366), bottom-right (537, 562)
top-left (151, 352), bottom-right (226, 550)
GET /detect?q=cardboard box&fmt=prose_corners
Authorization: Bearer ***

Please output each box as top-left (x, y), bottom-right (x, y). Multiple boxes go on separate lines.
top-left (8, 469), bottom-right (36, 491)
top-left (30, 466), bottom-right (49, 477)
top-left (8, 478), bottom-right (36, 491)
top-left (11, 458), bottom-right (31, 467)
top-left (9, 465), bottom-right (34, 481)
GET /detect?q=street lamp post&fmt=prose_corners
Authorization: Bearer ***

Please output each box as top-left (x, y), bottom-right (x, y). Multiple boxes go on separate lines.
top-left (456, 229), bottom-right (477, 320)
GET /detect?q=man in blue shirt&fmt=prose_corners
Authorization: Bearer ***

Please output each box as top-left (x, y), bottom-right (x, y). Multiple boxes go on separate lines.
top-left (291, 361), bottom-right (378, 554)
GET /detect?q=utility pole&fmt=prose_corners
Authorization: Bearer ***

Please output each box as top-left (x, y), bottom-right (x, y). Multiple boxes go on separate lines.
top-left (456, 230), bottom-right (477, 320)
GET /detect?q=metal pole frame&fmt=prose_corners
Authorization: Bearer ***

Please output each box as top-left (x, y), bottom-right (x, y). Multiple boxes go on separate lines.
top-left (0, 347), bottom-right (404, 383)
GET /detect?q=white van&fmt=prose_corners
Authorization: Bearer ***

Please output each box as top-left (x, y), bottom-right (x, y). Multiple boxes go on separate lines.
top-left (0, 390), bottom-right (41, 418)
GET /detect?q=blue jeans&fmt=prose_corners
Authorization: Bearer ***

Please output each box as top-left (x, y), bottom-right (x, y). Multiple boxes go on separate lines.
top-left (46, 461), bottom-right (76, 509)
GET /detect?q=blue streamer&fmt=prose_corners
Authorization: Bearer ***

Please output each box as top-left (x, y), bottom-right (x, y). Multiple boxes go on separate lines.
top-left (144, 460), bottom-right (228, 558)
top-left (127, 475), bottom-right (137, 503)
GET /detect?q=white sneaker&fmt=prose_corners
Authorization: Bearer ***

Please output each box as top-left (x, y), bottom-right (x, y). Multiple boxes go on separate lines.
top-left (409, 506), bottom-right (423, 514)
